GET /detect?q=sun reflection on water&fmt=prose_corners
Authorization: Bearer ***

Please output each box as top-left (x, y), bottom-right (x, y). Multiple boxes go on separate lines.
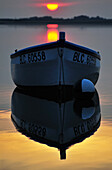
top-left (0, 120), bottom-right (112, 169)
top-left (47, 28), bottom-right (59, 42)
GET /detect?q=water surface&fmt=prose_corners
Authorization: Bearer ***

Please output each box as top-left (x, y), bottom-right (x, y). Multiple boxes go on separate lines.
top-left (0, 25), bottom-right (112, 169)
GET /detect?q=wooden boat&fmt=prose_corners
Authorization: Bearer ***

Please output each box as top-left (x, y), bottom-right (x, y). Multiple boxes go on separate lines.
top-left (10, 32), bottom-right (101, 88)
top-left (11, 88), bottom-right (101, 159)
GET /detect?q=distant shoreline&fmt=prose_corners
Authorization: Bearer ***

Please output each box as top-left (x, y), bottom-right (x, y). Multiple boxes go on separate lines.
top-left (0, 15), bottom-right (112, 25)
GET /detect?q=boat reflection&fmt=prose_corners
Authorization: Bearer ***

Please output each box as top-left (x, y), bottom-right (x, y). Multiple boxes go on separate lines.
top-left (11, 88), bottom-right (101, 160)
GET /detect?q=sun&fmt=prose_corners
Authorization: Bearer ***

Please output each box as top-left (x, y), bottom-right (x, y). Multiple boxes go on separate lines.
top-left (47, 4), bottom-right (59, 11)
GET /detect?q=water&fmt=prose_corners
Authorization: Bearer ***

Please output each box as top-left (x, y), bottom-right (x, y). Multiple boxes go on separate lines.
top-left (0, 25), bottom-right (112, 169)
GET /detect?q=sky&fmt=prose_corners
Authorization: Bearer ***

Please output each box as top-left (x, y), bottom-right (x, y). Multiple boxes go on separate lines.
top-left (0, 0), bottom-right (112, 19)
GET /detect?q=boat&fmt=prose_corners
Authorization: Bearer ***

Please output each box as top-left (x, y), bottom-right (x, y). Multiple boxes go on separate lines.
top-left (10, 32), bottom-right (101, 88)
top-left (11, 88), bottom-right (101, 159)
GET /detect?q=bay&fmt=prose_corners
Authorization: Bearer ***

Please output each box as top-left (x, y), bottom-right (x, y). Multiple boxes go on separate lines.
top-left (0, 25), bottom-right (112, 169)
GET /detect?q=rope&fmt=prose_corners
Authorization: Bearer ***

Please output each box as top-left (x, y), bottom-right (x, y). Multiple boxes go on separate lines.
top-left (58, 48), bottom-right (65, 86)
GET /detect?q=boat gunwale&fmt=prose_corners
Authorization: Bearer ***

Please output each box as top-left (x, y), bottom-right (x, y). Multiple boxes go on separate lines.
top-left (10, 41), bottom-right (101, 60)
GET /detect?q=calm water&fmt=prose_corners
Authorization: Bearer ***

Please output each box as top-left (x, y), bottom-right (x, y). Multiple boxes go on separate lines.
top-left (0, 25), bottom-right (112, 169)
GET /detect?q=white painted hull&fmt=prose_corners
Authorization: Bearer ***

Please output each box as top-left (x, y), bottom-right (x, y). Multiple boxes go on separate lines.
top-left (11, 40), bottom-right (101, 87)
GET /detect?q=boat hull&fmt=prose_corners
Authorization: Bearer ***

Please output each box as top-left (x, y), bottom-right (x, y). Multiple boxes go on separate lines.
top-left (11, 41), bottom-right (100, 88)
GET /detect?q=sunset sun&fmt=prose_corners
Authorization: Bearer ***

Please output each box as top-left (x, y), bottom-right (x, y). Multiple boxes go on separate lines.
top-left (47, 4), bottom-right (59, 11)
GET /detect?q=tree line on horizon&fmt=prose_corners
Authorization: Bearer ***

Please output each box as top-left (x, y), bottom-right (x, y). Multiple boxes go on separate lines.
top-left (0, 15), bottom-right (112, 25)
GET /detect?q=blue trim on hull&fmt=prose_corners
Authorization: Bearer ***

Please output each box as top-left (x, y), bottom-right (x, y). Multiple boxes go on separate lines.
top-left (10, 40), bottom-right (101, 60)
